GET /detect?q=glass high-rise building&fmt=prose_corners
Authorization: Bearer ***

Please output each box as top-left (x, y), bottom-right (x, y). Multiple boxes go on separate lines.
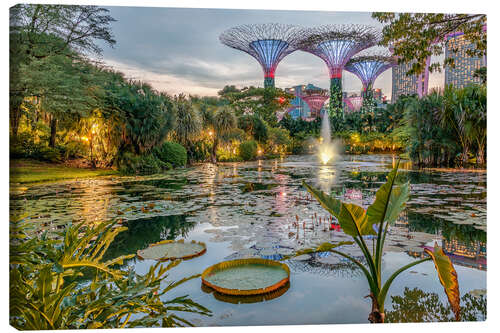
top-left (391, 60), bottom-right (429, 102)
top-left (445, 32), bottom-right (485, 88)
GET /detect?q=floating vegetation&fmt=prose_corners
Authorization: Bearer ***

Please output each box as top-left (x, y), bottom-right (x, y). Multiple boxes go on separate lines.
top-left (137, 239), bottom-right (206, 261)
top-left (201, 259), bottom-right (290, 295)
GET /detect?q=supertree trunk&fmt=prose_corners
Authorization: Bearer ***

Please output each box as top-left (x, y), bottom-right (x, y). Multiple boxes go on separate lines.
top-left (361, 86), bottom-right (376, 114)
top-left (264, 76), bottom-right (275, 88)
top-left (329, 77), bottom-right (343, 119)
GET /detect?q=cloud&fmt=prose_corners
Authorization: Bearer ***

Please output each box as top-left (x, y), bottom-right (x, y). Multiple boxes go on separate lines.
top-left (97, 6), bottom-right (440, 100)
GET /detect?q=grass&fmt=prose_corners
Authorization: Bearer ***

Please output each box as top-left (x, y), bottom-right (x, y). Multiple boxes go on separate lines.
top-left (10, 159), bottom-right (119, 184)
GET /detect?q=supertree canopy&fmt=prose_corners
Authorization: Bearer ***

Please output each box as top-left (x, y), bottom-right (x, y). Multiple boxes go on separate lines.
top-left (345, 53), bottom-right (395, 112)
top-left (345, 53), bottom-right (395, 96)
top-left (219, 23), bottom-right (304, 88)
top-left (296, 25), bottom-right (380, 118)
top-left (302, 87), bottom-right (328, 118)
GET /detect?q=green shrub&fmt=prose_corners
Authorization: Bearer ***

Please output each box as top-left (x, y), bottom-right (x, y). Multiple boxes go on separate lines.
top-left (36, 146), bottom-right (63, 163)
top-left (58, 141), bottom-right (86, 160)
top-left (154, 141), bottom-right (187, 167)
top-left (216, 146), bottom-right (243, 162)
top-left (239, 140), bottom-right (258, 161)
top-left (117, 152), bottom-right (171, 175)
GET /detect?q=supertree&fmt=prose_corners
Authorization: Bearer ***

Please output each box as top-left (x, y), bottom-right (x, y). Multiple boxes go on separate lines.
top-left (344, 96), bottom-right (363, 113)
top-left (219, 23), bottom-right (304, 88)
top-left (301, 87), bottom-right (328, 119)
top-left (345, 53), bottom-right (395, 112)
top-left (296, 25), bottom-right (380, 119)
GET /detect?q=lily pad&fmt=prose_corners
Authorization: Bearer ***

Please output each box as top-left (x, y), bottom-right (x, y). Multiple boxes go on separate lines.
top-left (201, 258), bottom-right (290, 295)
top-left (137, 239), bottom-right (206, 261)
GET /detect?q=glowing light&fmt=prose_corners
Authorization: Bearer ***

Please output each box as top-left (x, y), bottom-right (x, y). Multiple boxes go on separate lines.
top-left (320, 152), bottom-right (332, 164)
top-left (208, 131), bottom-right (214, 136)
top-left (257, 149), bottom-right (263, 155)
top-left (81, 136), bottom-right (89, 142)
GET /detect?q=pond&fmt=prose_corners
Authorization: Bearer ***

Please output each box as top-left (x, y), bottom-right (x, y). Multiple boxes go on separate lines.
top-left (10, 154), bottom-right (487, 325)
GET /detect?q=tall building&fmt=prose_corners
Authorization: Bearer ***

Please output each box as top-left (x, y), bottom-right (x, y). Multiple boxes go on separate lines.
top-left (391, 59), bottom-right (430, 102)
top-left (445, 32), bottom-right (485, 88)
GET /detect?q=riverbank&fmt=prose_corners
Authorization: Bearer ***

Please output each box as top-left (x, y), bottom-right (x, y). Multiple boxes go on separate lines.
top-left (10, 159), bottom-right (118, 184)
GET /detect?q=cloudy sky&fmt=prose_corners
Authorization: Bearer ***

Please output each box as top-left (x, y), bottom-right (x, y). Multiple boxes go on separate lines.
top-left (97, 6), bottom-right (444, 99)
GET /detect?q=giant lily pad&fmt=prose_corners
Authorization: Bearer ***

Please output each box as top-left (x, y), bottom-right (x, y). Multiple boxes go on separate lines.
top-left (137, 239), bottom-right (206, 261)
top-left (201, 258), bottom-right (290, 296)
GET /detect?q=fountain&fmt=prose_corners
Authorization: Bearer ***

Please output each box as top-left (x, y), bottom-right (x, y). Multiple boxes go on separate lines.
top-left (318, 114), bottom-right (337, 164)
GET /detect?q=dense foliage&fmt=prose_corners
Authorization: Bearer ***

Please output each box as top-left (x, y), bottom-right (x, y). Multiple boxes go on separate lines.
top-left (9, 218), bottom-right (211, 329)
top-left (401, 85), bottom-right (486, 167)
top-left (372, 12), bottom-right (486, 76)
top-left (155, 142), bottom-right (188, 168)
top-left (239, 140), bottom-right (258, 161)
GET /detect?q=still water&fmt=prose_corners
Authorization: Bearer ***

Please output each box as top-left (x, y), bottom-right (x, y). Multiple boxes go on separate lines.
top-left (10, 154), bottom-right (487, 325)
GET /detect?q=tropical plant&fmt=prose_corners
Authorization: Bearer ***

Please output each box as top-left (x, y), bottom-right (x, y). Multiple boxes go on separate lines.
top-left (211, 106), bottom-right (237, 163)
top-left (171, 95), bottom-right (202, 159)
top-left (290, 161), bottom-right (460, 323)
top-left (9, 217), bottom-right (211, 329)
top-left (155, 141), bottom-right (187, 168)
top-left (440, 84), bottom-right (486, 166)
top-left (105, 80), bottom-right (174, 156)
top-left (239, 140), bottom-right (258, 161)
top-left (238, 114), bottom-right (269, 143)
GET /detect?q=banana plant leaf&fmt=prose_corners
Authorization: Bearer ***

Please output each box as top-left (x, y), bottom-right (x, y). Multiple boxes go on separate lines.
top-left (366, 164), bottom-right (410, 226)
top-left (424, 244), bottom-right (461, 321)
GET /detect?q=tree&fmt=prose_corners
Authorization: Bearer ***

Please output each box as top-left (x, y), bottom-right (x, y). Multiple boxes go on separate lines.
top-left (211, 106), bottom-right (237, 163)
top-left (9, 4), bottom-right (116, 138)
top-left (372, 13), bottom-right (486, 76)
top-left (171, 95), bottom-right (202, 161)
top-left (238, 114), bottom-right (268, 143)
top-left (19, 52), bottom-right (99, 147)
top-left (218, 86), bottom-right (292, 126)
top-left (103, 80), bottom-right (174, 156)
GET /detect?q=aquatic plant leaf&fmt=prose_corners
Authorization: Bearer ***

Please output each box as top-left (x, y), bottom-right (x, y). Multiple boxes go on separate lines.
top-left (303, 181), bottom-right (341, 218)
top-left (366, 163), bottom-right (409, 226)
top-left (424, 244), bottom-right (461, 321)
top-left (339, 203), bottom-right (375, 237)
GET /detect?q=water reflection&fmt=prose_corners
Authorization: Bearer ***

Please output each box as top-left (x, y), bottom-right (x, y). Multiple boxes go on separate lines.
top-left (386, 287), bottom-right (486, 323)
top-left (317, 164), bottom-right (337, 193)
top-left (10, 154), bottom-right (487, 326)
top-left (201, 282), bottom-right (291, 304)
top-left (104, 215), bottom-right (195, 260)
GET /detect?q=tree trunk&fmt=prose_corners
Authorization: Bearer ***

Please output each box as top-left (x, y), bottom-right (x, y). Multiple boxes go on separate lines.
top-left (476, 143), bottom-right (485, 166)
top-left (10, 108), bottom-right (21, 139)
top-left (211, 136), bottom-right (218, 164)
top-left (49, 116), bottom-right (57, 148)
top-left (367, 293), bottom-right (385, 323)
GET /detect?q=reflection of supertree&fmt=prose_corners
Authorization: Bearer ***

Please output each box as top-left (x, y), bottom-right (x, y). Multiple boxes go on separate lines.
top-left (345, 53), bottom-right (395, 112)
top-left (220, 23), bottom-right (304, 88)
top-left (296, 25), bottom-right (380, 118)
top-left (285, 255), bottom-right (362, 279)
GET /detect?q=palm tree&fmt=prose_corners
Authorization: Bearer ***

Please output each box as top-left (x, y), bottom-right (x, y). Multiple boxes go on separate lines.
top-left (211, 106), bottom-right (236, 163)
top-left (172, 95), bottom-right (201, 162)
